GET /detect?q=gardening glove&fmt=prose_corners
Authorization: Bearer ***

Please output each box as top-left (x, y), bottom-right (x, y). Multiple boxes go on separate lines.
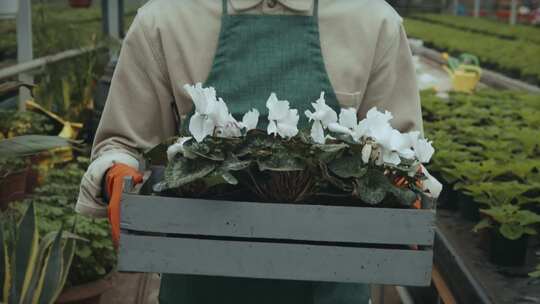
top-left (105, 163), bottom-right (143, 248)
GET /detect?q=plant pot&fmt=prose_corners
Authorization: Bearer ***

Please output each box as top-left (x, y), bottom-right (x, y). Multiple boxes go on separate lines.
top-left (457, 192), bottom-right (480, 221)
top-left (438, 182), bottom-right (459, 210)
top-left (0, 0), bottom-right (18, 20)
top-left (56, 275), bottom-right (113, 304)
top-left (68, 0), bottom-right (92, 8)
top-left (489, 229), bottom-right (529, 267)
top-left (0, 169), bottom-right (28, 210)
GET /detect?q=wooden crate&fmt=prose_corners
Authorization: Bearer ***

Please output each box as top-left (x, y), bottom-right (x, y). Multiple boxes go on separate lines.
top-left (119, 167), bottom-right (435, 287)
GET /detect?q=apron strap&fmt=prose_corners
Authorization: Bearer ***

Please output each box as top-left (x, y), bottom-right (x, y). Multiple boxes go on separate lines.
top-left (222, 0), bottom-right (228, 15)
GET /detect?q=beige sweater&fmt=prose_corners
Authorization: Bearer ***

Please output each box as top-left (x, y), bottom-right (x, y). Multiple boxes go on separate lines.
top-left (77, 0), bottom-right (423, 217)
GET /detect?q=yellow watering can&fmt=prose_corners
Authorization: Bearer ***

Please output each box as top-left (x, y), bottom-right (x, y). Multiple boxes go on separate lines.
top-left (25, 100), bottom-right (83, 139)
top-left (442, 53), bottom-right (482, 93)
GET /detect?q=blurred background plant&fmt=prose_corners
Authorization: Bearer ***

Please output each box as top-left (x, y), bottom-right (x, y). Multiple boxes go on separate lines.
top-left (10, 157), bottom-right (116, 287)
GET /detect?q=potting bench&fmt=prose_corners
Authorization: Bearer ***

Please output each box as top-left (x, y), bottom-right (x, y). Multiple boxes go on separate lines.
top-left (118, 166), bottom-right (436, 287)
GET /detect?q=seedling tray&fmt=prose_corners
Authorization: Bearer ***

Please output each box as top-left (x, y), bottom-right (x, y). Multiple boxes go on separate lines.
top-left (119, 167), bottom-right (435, 286)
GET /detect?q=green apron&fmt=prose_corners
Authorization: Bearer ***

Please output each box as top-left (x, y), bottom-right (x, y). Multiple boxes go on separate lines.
top-left (159, 0), bottom-right (370, 302)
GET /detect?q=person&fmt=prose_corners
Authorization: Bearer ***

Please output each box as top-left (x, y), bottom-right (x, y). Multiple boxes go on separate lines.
top-left (77, 0), bottom-right (423, 303)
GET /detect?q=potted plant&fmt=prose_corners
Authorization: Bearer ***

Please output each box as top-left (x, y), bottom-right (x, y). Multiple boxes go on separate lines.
top-left (68, 0), bottom-right (92, 8)
top-left (475, 204), bottom-right (540, 267)
top-left (0, 156), bottom-right (29, 210)
top-left (118, 84), bottom-right (441, 286)
top-left (17, 158), bottom-right (115, 304)
top-left (1, 202), bottom-right (78, 303)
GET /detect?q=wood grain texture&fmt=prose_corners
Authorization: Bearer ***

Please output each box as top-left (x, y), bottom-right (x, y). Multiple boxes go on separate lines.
top-left (118, 234), bottom-right (433, 286)
top-left (121, 195), bottom-right (435, 246)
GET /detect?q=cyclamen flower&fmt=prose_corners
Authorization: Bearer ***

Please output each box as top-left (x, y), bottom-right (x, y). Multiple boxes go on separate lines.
top-left (266, 93), bottom-right (299, 138)
top-left (328, 108), bottom-right (358, 139)
top-left (414, 138), bottom-right (435, 163)
top-left (305, 92), bottom-right (338, 144)
top-left (184, 83), bottom-right (258, 142)
top-left (240, 109), bottom-right (260, 131)
top-left (184, 83), bottom-right (220, 142)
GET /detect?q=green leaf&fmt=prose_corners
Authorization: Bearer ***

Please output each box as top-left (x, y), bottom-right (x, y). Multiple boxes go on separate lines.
top-left (222, 159), bottom-right (251, 171)
top-left (529, 264), bottom-right (540, 278)
top-left (0, 222), bottom-right (5, 302)
top-left (154, 158), bottom-right (216, 192)
top-left (355, 169), bottom-right (389, 205)
top-left (328, 155), bottom-right (367, 178)
top-left (313, 143), bottom-right (349, 153)
top-left (51, 224), bottom-right (77, 301)
top-left (257, 154), bottom-right (305, 172)
top-left (35, 228), bottom-right (64, 304)
top-left (388, 186), bottom-right (418, 207)
top-left (0, 135), bottom-right (73, 157)
top-left (499, 223), bottom-right (524, 240)
top-left (15, 203), bottom-right (40, 303)
top-left (221, 172), bottom-right (238, 185)
top-left (473, 218), bottom-right (492, 232)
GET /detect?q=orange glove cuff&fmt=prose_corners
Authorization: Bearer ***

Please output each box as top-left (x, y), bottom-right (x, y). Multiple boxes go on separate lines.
top-left (106, 164), bottom-right (143, 248)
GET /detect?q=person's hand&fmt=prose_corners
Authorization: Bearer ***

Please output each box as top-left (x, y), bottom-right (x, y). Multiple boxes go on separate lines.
top-left (105, 164), bottom-right (143, 248)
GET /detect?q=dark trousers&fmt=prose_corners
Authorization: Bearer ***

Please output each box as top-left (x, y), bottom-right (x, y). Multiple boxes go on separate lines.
top-left (158, 274), bottom-right (371, 304)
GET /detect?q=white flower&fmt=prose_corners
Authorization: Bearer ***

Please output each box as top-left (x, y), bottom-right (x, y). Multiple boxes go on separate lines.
top-left (189, 113), bottom-right (216, 143)
top-left (381, 148), bottom-right (401, 166)
top-left (404, 131), bottom-right (421, 147)
top-left (183, 83), bottom-right (217, 115)
top-left (414, 138), bottom-right (435, 163)
top-left (305, 92), bottom-right (338, 127)
top-left (166, 137), bottom-right (192, 161)
top-left (211, 98), bottom-right (233, 126)
top-left (305, 92), bottom-right (338, 144)
top-left (267, 93), bottom-right (290, 121)
top-left (338, 108), bottom-right (358, 130)
top-left (266, 93), bottom-right (299, 138)
top-left (240, 109), bottom-right (259, 131)
top-left (421, 165), bottom-right (442, 198)
top-left (361, 143), bottom-right (372, 164)
top-left (184, 83), bottom-right (220, 142)
top-left (184, 83), bottom-right (245, 142)
top-left (327, 108), bottom-right (359, 139)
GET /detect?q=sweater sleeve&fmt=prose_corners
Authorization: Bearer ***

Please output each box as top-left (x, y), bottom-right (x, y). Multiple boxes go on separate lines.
top-left (76, 10), bottom-right (175, 217)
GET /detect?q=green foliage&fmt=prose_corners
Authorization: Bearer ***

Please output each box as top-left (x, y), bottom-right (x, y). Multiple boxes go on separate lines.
top-left (410, 14), bottom-right (540, 45)
top-left (1, 203), bottom-right (78, 304)
top-left (0, 110), bottom-right (55, 139)
top-left (422, 89), bottom-right (540, 240)
top-left (404, 19), bottom-right (540, 85)
top-left (0, 156), bottom-right (28, 180)
top-left (155, 130), bottom-right (422, 207)
top-left (14, 158), bottom-right (115, 287)
top-left (0, 2), bottom-right (136, 61)
top-left (474, 205), bottom-right (540, 240)
top-left (530, 264), bottom-right (540, 278)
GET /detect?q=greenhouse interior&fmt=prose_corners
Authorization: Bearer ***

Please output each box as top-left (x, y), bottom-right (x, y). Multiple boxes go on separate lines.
top-left (1, 0), bottom-right (539, 303)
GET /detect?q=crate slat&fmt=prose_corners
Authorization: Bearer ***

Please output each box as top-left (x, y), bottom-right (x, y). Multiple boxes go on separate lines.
top-left (121, 194), bottom-right (435, 246)
top-left (119, 234), bottom-right (433, 286)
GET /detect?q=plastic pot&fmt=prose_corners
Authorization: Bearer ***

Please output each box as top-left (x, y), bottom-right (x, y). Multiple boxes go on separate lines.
top-left (68, 0), bottom-right (92, 8)
top-left (457, 192), bottom-right (480, 221)
top-left (0, 169), bottom-right (28, 210)
top-left (489, 229), bottom-right (529, 267)
top-left (57, 275), bottom-right (113, 304)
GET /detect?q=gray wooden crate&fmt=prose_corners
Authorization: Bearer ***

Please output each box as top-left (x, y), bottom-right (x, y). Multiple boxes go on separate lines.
top-left (119, 167), bottom-right (435, 287)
